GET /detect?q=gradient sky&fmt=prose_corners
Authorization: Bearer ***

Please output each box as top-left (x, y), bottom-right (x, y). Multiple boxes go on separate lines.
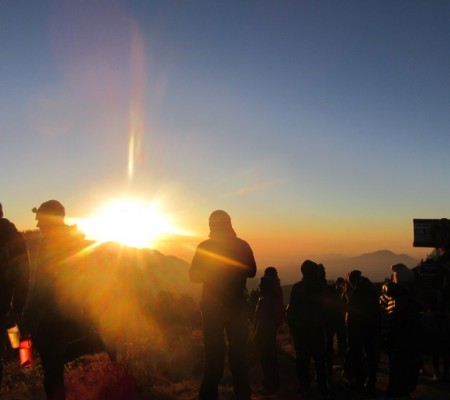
top-left (1, 1), bottom-right (450, 268)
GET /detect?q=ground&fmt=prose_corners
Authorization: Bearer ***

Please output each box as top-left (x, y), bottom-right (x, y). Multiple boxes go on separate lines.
top-left (1, 329), bottom-right (450, 400)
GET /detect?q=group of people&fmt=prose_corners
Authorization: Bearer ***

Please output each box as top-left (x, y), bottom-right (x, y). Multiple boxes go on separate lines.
top-left (1, 202), bottom-right (448, 400)
top-left (254, 261), bottom-right (382, 399)
top-left (190, 211), bottom-right (450, 400)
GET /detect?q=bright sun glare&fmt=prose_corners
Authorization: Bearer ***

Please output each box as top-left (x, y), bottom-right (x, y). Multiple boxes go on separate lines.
top-left (76, 199), bottom-right (175, 248)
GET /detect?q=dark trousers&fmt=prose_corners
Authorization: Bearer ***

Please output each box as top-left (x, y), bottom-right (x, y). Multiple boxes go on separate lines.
top-left (33, 314), bottom-right (68, 400)
top-left (387, 347), bottom-right (420, 397)
top-left (39, 346), bottom-right (66, 400)
top-left (0, 315), bottom-right (8, 386)
top-left (0, 330), bottom-right (5, 387)
top-left (325, 329), bottom-right (334, 381)
top-left (293, 332), bottom-right (329, 399)
top-left (256, 333), bottom-right (279, 393)
top-left (336, 314), bottom-right (347, 355)
top-left (347, 327), bottom-right (379, 389)
top-left (199, 309), bottom-right (251, 400)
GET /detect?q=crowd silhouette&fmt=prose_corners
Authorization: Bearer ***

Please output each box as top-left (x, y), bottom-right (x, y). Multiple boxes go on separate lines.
top-left (0, 201), bottom-right (449, 400)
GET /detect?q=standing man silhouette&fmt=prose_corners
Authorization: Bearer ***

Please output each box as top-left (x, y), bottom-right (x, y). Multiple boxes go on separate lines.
top-left (190, 210), bottom-right (257, 400)
top-left (23, 200), bottom-right (86, 400)
top-left (287, 260), bottom-right (330, 400)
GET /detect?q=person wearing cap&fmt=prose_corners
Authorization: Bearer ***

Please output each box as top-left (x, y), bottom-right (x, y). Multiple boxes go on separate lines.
top-left (190, 210), bottom-right (257, 400)
top-left (286, 260), bottom-right (330, 400)
top-left (344, 269), bottom-right (380, 393)
top-left (0, 203), bottom-right (30, 386)
top-left (22, 200), bottom-right (87, 400)
top-left (31, 200), bottom-right (66, 235)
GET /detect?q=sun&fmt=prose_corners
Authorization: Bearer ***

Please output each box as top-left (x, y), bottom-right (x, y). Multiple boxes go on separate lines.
top-left (76, 198), bottom-right (176, 248)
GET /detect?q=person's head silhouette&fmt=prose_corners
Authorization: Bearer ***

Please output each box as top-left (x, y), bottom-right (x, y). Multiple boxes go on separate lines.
top-left (32, 200), bottom-right (66, 236)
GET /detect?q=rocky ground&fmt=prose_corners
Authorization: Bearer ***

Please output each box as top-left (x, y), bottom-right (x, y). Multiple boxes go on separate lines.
top-left (1, 331), bottom-right (449, 400)
top-left (247, 331), bottom-right (450, 400)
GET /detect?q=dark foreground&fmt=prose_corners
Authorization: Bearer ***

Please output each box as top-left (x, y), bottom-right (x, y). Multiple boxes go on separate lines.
top-left (1, 332), bottom-right (449, 400)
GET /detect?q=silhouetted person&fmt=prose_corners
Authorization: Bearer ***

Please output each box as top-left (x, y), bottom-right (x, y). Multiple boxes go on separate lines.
top-left (334, 277), bottom-right (347, 356)
top-left (380, 264), bottom-right (421, 397)
top-left (287, 260), bottom-right (329, 400)
top-left (263, 266), bottom-right (284, 328)
top-left (254, 271), bottom-right (281, 395)
top-left (317, 264), bottom-right (342, 382)
top-left (22, 200), bottom-right (88, 400)
top-left (0, 203), bottom-right (30, 385)
top-left (344, 270), bottom-right (380, 392)
top-left (190, 210), bottom-right (257, 400)
top-left (413, 227), bottom-right (450, 381)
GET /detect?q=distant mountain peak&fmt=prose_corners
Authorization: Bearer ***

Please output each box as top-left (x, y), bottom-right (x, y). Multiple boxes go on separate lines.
top-left (276, 249), bottom-right (420, 284)
top-left (359, 249), bottom-right (395, 257)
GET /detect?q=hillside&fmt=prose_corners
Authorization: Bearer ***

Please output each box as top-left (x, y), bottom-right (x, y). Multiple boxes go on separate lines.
top-left (23, 231), bottom-right (424, 292)
top-left (22, 230), bottom-right (199, 300)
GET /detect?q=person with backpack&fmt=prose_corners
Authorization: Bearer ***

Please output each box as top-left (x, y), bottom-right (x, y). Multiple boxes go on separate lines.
top-left (0, 203), bottom-right (30, 385)
top-left (22, 200), bottom-right (90, 400)
top-left (190, 210), bottom-right (257, 400)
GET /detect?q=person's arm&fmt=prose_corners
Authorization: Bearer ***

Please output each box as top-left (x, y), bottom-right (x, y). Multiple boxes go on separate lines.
top-left (189, 244), bottom-right (206, 283)
top-left (11, 236), bottom-right (30, 315)
top-left (286, 284), bottom-right (298, 333)
top-left (7, 227), bottom-right (31, 317)
top-left (243, 241), bottom-right (257, 278)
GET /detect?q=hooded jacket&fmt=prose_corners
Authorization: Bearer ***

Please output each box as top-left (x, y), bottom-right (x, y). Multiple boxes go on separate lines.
top-left (190, 230), bottom-right (256, 313)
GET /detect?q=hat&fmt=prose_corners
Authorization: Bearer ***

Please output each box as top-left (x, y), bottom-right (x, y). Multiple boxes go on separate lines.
top-left (32, 200), bottom-right (65, 217)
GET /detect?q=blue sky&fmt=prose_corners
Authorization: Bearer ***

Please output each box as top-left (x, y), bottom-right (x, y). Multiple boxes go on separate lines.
top-left (1, 1), bottom-right (450, 266)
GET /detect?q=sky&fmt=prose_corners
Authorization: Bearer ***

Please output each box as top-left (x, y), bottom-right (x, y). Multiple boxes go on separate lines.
top-left (1, 0), bottom-right (450, 269)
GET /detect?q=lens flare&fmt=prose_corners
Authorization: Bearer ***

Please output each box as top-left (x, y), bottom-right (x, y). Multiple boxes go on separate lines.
top-left (77, 198), bottom-right (177, 249)
top-left (127, 24), bottom-right (145, 181)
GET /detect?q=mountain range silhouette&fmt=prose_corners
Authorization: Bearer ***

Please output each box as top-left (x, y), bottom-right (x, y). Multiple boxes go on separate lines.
top-left (275, 249), bottom-right (422, 285)
top-left (22, 230), bottom-right (425, 295)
